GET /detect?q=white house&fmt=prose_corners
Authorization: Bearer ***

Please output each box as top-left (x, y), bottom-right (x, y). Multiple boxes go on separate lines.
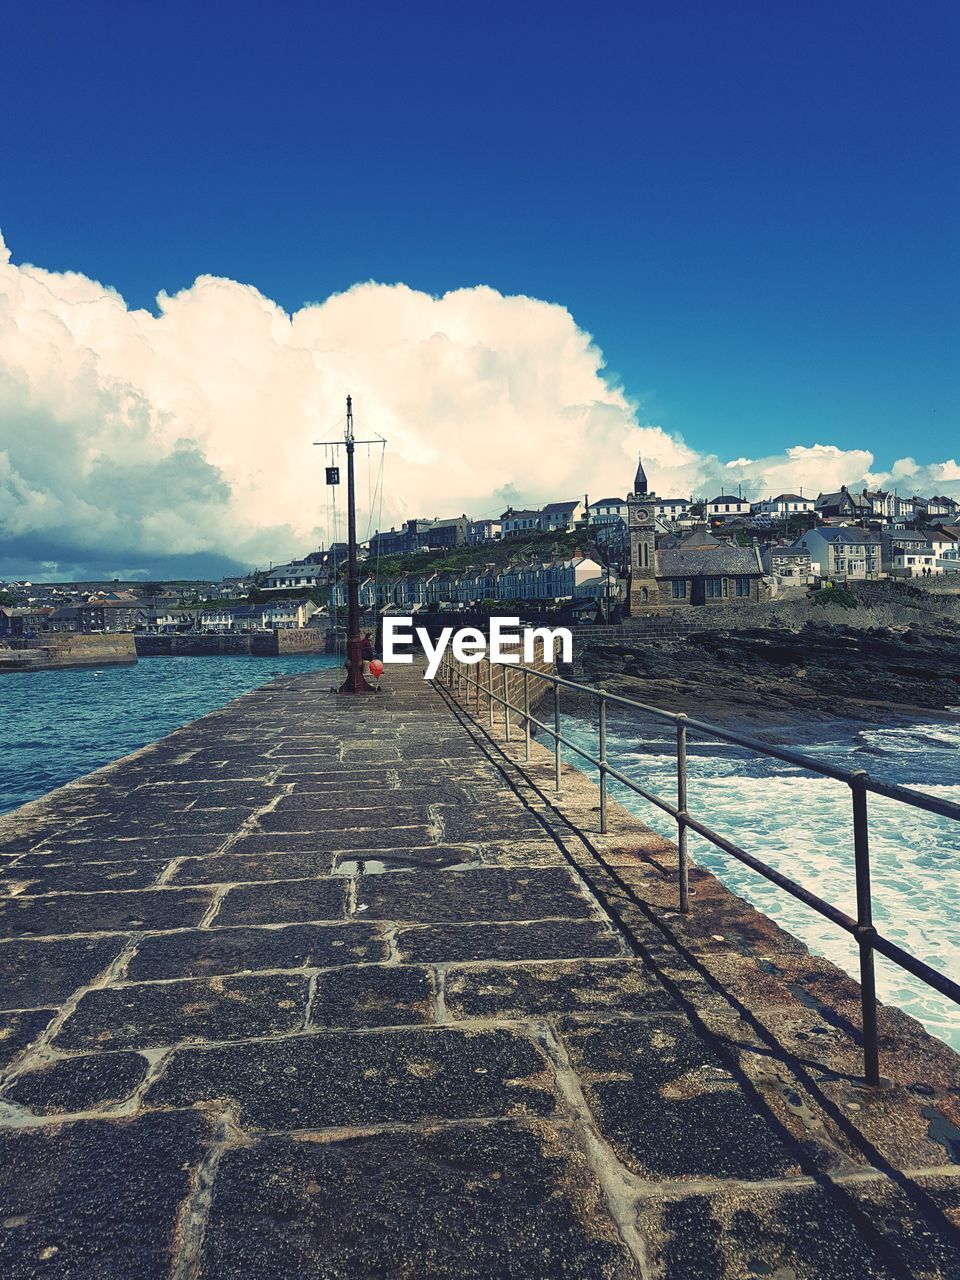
top-left (751, 494), bottom-right (815, 517)
top-left (541, 499), bottom-right (586, 532)
top-left (652, 497), bottom-right (691, 521)
top-left (589, 497), bottom-right (627, 526)
top-left (707, 494), bottom-right (751, 520)
top-left (265, 562), bottom-right (325, 591)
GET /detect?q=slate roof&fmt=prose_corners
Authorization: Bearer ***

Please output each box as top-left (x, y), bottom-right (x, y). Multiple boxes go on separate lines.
top-left (657, 543), bottom-right (761, 576)
top-left (808, 528), bottom-right (881, 544)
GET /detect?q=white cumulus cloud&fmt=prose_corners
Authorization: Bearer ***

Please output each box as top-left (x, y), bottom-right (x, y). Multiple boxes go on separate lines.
top-left (0, 232), bottom-right (956, 580)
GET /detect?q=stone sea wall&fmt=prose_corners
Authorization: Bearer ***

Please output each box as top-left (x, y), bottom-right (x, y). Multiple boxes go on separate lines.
top-left (0, 632), bottom-right (137, 673)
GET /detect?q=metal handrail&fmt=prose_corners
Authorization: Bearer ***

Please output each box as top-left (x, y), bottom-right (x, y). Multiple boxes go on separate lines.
top-left (438, 654), bottom-right (960, 1086)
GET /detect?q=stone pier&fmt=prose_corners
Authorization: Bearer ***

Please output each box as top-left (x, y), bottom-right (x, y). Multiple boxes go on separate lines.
top-left (0, 663), bottom-right (958, 1277)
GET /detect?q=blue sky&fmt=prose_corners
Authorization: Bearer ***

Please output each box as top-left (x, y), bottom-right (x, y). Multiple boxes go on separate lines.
top-left (3, 0), bottom-right (956, 465)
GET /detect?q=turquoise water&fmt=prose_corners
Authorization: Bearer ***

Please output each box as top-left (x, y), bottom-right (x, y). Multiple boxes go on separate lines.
top-left (0, 654), bottom-right (338, 813)
top-left (558, 709), bottom-right (960, 1050)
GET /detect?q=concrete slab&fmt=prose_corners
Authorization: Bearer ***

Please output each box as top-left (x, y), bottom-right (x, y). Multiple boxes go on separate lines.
top-left (126, 922), bottom-right (388, 981)
top-left (357, 866), bottom-right (594, 923)
top-left (0, 936), bottom-right (126, 1009)
top-left (0, 1111), bottom-right (211, 1278)
top-left (147, 1027), bottom-right (558, 1128)
top-left (196, 1122), bottom-right (636, 1279)
top-left (55, 973), bottom-right (310, 1050)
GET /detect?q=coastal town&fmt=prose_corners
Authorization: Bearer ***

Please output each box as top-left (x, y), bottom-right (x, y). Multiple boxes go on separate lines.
top-left (2, 459), bottom-right (959, 649)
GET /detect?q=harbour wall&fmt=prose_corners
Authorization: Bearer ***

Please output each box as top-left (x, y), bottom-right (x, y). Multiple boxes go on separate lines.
top-left (0, 632), bottom-right (137, 673)
top-left (134, 629), bottom-right (328, 658)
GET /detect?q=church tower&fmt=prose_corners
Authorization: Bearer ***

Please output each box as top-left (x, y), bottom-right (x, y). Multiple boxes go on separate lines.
top-left (626, 452), bottom-right (662, 612)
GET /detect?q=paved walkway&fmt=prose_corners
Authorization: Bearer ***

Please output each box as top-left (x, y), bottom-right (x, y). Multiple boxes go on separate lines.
top-left (0, 664), bottom-right (958, 1278)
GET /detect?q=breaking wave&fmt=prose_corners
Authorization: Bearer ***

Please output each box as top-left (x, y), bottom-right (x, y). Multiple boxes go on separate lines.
top-left (560, 709), bottom-right (960, 1050)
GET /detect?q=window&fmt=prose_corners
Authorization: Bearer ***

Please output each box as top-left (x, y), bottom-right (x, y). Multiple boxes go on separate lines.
top-left (672, 578), bottom-right (686, 599)
top-left (735, 576), bottom-right (751, 596)
top-left (705, 577), bottom-right (727, 599)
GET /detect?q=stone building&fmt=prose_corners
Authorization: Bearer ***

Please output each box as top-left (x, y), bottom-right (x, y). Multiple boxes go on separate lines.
top-left (627, 456), bottom-right (768, 610)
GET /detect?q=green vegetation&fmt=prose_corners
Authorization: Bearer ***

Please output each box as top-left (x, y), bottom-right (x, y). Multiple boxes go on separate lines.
top-left (368, 528), bottom-right (595, 578)
top-left (810, 585), bottom-right (858, 609)
top-left (0, 590), bottom-right (18, 607)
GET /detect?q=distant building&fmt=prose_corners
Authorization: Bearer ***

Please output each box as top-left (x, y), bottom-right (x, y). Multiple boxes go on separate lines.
top-left (751, 494), bottom-right (815, 517)
top-left (652, 497), bottom-right (691, 521)
top-left (626, 457), bottom-right (768, 608)
top-left (419, 516), bottom-right (469, 550)
top-left (0, 607), bottom-right (55, 637)
top-left (797, 527), bottom-right (882, 579)
top-left (265, 562), bottom-right (325, 591)
top-left (500, 508), bottom-right (543, 538)
top-left (706, 494), bottom-right (752, 520)
top-left (815, 486), bottom-right (870, 521)
top-left (466, 518), bottom-right (501, 543)
top-left (761, 544), bottom-right (813, 580)
top-left (589, 497), bottom-right (627, 526)
top-left (540, 499), bottom-right (586, 532)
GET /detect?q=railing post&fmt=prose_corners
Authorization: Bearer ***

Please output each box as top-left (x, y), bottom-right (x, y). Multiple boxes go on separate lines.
top-left (487, 658), bottom-right (494, 728)
top-left (598, 691), bottom-right (608, 835)
top-left (523, 669), bottom-right (531, 763)
top-left (851, 770), bottom-right (881, 1086)
top-left (676, 714), bottom-right (690, 913)
top-left (553, 680), bottom-right (562, 793)
top-left (503, 665), bottom-right (511, 741)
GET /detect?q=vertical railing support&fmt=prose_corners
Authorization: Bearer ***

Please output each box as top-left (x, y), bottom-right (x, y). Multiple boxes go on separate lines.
top-left (523, 669), bottom-right (531, 763)
top-left (598, 691), bottom-right (608, 835)
top-left (851, 770), bottom-right (881, 1086)
top-left (676, 714), bottom-right (690, 913)
top-left (503, 665), bottom-right (511, 740)
top-left (487, 658), bottom-right (494, 728)
top-left (553, 680), bottom-right (562, 793)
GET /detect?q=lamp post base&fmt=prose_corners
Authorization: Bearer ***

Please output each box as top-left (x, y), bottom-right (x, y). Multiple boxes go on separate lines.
top-left (339, 637), bottom-right (375, 694)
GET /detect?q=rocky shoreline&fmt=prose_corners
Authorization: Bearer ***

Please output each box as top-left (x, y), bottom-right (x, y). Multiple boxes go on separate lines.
top-left (578, 609), bottom-right (960, 729)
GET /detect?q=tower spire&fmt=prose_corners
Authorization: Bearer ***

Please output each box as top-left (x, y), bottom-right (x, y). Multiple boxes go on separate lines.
top-left (634, 453), bottom-right (648, 497)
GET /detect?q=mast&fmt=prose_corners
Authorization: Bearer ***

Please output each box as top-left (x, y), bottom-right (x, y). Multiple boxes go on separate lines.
top-left (340, 395), bottom-right (373, 693)
top-left (314, 396), bottom-right (384, 694)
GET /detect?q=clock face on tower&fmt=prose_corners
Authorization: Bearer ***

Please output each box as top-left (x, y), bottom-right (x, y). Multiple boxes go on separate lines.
top-left (634, 509), bottom-right (649, 523)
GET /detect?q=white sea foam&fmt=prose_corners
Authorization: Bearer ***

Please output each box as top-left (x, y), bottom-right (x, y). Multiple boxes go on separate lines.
top-left (562, 713), bottom-right (960, 1050)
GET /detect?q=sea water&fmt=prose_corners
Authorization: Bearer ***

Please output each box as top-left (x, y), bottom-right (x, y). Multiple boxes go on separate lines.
top-left (559, 708), bottom-right (960, 1050)
top-left (0, 653), bottom-right (338, 814)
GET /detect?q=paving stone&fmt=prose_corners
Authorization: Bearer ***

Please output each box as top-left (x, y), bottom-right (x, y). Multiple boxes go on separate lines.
top-left (169, 850), bottom-right (335, 884)
top-left (3, 1051), bottom-right (149, 1114)
top-left (0, 1009), bottom-right (55, 1072)
top-left (357, 867), bottom-right (593, 923)
top-left (0, 936), bottom-right (127, 1009)
top-left (0, 859), bottom-right (169, 894)
top-left (397, 920), bottom-right (625, 964)
top-left (215, 877), bottom-right (348, 926)
top-left (0, 1111), bottom-right (211, 1278)
top-left (256, 811), bottom-right (434, 842)
top-left (55, 973), bottom-right (309, 1050)
top-left (444, 958), bottom-right (680, 1020)
top-left (0, 887), bottom-right (212, 938)
top-left (18, 834), bottom-right (225, 863)
top-left (436, 805), bottom-right (545, 841)
top-left (148, 1027), bottom-right (558, 1128)
top-left (197, 1121), bottom-right (635, 1279)
top-left (307, 964), bottom-right (435, 1028)
top-left (126, 923), bottom-right (387, 980)
top-left (561, 1016), bottom-right (799, 1180)
top-left (638, 1175), bottom-right (960, 1279)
